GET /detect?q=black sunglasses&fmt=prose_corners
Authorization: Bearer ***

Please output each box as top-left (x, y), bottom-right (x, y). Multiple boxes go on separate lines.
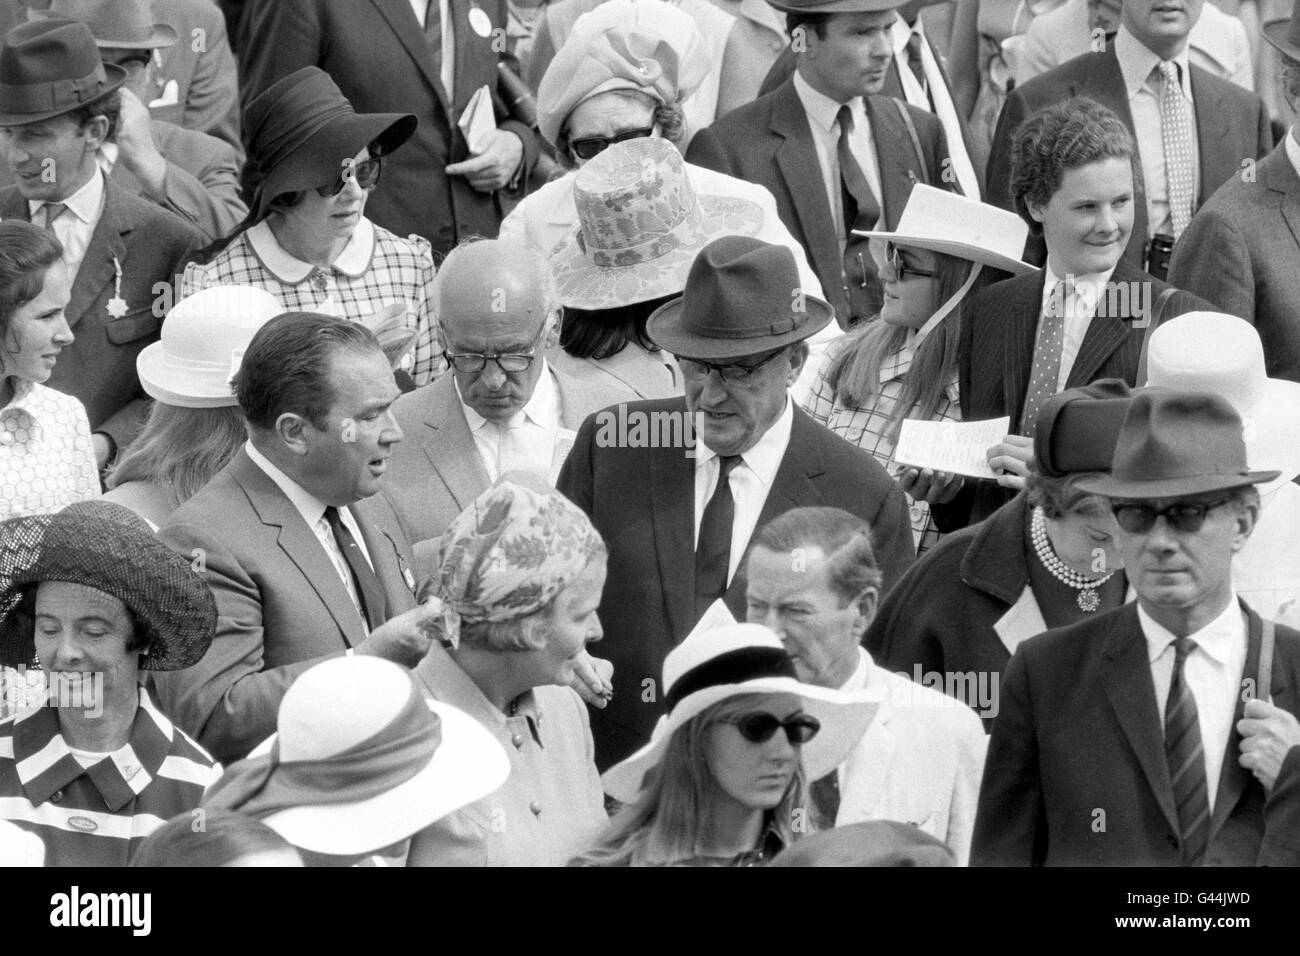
top-left (677, 349), bottom-right (787, 385)
top-left (317, 157), bottom-right (383, 198)
top-left (886, 242), bottom-right (935, 281)
top-left (1112, 497), bottom-right (1236, 535)
top-left (725, 712), bottom-right (821, 745)
top-left (569, 126), bottom-right (655, 162)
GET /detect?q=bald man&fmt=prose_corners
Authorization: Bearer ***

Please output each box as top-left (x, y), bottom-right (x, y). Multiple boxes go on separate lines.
top-left (383, 238), bottom-right (627, 564)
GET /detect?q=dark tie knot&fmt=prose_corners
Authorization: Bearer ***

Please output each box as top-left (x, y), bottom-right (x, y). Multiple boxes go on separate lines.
top-left (718, 455), bottom-right (743, 478)
top-left (836, 104), bottom-right (854, 135)
top-left (1172, 636), bottom-right (1198, 666)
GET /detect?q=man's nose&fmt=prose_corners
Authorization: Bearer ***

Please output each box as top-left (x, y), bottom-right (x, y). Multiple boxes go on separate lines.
top-left (380, 408), bottom-right (403, 446)
top-left (479, 361), bottom-right (508, 391)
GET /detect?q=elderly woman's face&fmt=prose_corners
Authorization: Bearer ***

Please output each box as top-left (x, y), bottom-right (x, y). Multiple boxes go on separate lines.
top-left (1046, 493), bottom-right (1125, 576)
top-left (704, 692), bottom-right (805, 815)
top-left (535, 556), bottom-right (606, 686)
top-left (276, 146), bottom-right (372, 251)
top-left (33, 581), bottom-right (142, 717)
top-left (563, 91), bottom-right (656, 166)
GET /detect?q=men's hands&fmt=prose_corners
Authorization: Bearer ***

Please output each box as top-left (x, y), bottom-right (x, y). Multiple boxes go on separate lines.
top-left (896, 467), bottom-right (964, 505)
top-left (354, 600), bottom-right (443, 668)
top-left (568, 650), bottom-right (614, 708)
top-left (1238, 698), bottom-right (1300, 792)
top-left (445, 128), bottom-right (524, 193)
top-left (987, 434), bottom-right (1035, 490)
top-left (114, 88), bottom-right (168, 199)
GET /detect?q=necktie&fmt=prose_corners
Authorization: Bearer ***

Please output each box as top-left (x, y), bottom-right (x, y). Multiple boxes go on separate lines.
top-left (40, 202), bottom-right (66, 234)
top-left (424, 0), bottom-right (443, 74)
top-left (905, 31), bottom-right (928, 101)
top-left (1166, 637), bottom-right (1210, 865)
top-left (809, 770), bottom-right (841, 829)
top-left (1158, 61), bottom-right (1195, 239)
top-left (837, 105), bottom-right (883, 322)
top-left (695, 455), bottom-right (742, 619)
top-left (324, 506), bottom-right (387, 632)
top-left (1019, 278), bottom-right (1071, 437)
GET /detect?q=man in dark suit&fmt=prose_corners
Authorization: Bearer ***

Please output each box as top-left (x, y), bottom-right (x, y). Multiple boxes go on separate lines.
top-left (973, 391), bottom-right (1300, 866)
top-left (1169, 11), bottom-right (1300, 384)
top-left (0, 18), bottom-right (202, 466)
top-left (985, 0), bottom-right (1271, 276)
top-left (557, 236), bottom-right (915, 769)
top-left (152, 314), bottom-right (435, 763)
top-left (238, 0), bottom-right (540, 255)
top-left (686, 0), bottom-right (955, 328)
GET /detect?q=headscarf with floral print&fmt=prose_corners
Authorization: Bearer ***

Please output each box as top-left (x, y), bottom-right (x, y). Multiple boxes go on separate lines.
top-left (430, 476), bottom-right (605, 648)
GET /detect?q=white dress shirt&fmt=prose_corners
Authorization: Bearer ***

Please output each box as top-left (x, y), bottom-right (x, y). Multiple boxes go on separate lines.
top-left (244, 440), bottom-right (376, 629)
top-left (458, 361), bottom-right (564, 483)
top-left (792, 71), bottom-right (884, 247)
top-left (692, 396), bottom-right (794, 584)
top-left (1114, 27), bottom-right (1199, 241)
top-left (1038, 262), bottom-right (1117, 391)
top-left (408, 0), bottom-right (455, 99)
top-left (28, 168), bottom-right (106, 280)
top-left (1138, 596), bottom-right (1248, 813)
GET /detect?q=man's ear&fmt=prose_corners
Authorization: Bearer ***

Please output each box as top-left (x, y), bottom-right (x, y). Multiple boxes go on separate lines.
top-left (1230, 495), bottom-right (1260, 554)
top-left (785, 341), bottom-right (809, 388)
top-left (849, 586), bottom-right (879, 640)
top-left (274, 412), bottom-right (312, 457)
top-left (543, 308), bottom-right (562, 350)
top-left (79, 114), bottom-right (111, 153)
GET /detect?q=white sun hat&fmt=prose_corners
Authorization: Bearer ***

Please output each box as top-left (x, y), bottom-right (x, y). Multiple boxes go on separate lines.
top-left (202, 656), bottom-right (510, 857)
top-left (1145, 311), bottom-right (1300, 495)
top-left (601, 620), bottom-right (882, 805)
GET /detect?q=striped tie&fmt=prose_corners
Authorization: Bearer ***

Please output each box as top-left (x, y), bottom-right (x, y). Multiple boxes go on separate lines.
top-left (1165, 637), bottom-right (1210, 865)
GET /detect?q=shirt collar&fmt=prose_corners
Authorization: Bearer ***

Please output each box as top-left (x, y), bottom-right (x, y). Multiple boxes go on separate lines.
top-left (247, 215), bottom-right (376, 284)
top-left (412, 643), bottom-right (546, 746)
top-left (792, 69), bottom-right (865, 135)
top-left (1138, 594), bottom-right (1244, 666)
top-left (1041, 261), bottom-right (1117, 315)
top-left (28, 167), bottom-right (104, 226)
top-left (456, 360), bottom-right (556, 433)
top-left (694, 395), bottom-right (794, 490)
top-left (244, 439), bottom-right (330, 530)
top-left (1114, 25), bottom-right (1193, 100)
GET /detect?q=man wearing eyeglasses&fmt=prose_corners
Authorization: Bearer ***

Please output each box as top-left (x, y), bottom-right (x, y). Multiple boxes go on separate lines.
top-left (558, 236), bottom-right (915, 770)
top-left (973, 390), bottom-right (1300, 866)
top-left (384, 238), bottom-right (626, 556)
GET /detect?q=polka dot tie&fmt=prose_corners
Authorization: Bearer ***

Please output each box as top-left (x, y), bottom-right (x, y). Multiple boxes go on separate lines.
top-left (1019, 278), bottom-right (1071, 438)
top-left (1158, 61), bottom-right (1195, 239)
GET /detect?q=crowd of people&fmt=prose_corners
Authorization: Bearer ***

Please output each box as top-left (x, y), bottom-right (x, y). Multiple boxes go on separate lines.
top-left (1, 0), bottom-right (1299, 868)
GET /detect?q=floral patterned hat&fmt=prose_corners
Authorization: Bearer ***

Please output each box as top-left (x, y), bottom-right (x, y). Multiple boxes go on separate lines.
top-left (549, 137), bottom-right (763, 310)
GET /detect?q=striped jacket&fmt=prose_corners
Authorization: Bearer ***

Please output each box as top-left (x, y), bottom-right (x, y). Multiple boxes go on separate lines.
top-left (0, 690), bottom-right (219, 867)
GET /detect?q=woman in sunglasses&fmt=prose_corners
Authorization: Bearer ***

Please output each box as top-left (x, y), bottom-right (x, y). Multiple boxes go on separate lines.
top-left (802, 187), bottom-right (1033, 555)
top-left (180, 68), bottom-right (439, 389)
top-left (576, 621), bottom-right (878, 867)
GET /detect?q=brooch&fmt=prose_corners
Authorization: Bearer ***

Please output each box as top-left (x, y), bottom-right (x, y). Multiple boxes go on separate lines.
top-left (105, 255), bottom-right (127, 318)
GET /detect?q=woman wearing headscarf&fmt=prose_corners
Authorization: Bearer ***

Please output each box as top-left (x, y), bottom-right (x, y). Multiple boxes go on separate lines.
top-left (405, 476), bottom-right (611, 866)
top-left (180, 67), bottom-right (441, 388)
top-left (574, 619), bottom-right (879, 867)
top-left (0, 501), bottom-right (220, 866)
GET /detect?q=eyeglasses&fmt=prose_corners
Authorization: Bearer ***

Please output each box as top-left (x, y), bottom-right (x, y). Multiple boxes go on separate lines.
top-left (568, 126), bottom-right (655, 162)
top-left (442, 324), bottom-right (547, 374)
top-left (724, 712), bottom-right (821, 745)
top-left (1112, 497), bottom-right (1236, 534)
top-left (885, 242), bottom-right (935, 281)
top-left (317, 157), bottom-right (383, 198)
top-left (678, 349), bottom-right (787, 385)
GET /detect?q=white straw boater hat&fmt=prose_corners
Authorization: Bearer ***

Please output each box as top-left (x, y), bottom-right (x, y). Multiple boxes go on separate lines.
top-left (203, 657), bottom-right (509, 856)
top-left (854, 184), bottom-right (1035, 276)
top-left (1145, 311), bottom-right (1300, 495)
top-left (601, 619), bottom-right (882, 804)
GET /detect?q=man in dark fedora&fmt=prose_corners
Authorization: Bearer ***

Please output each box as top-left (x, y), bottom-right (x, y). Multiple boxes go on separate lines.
top-left (558, 235), bottom-right (915, 769)
top-left (1169, 10), bottom-right (1300, 385)
top-left (973, 390), bottom-right (1300, 866)
top-left (686, 0), bottom-right (957, 328)
top-left (0, 17), bottom-right (202, 468)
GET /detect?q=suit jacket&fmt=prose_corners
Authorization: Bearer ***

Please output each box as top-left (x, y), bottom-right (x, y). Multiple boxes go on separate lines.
top-left (1169, 143), bottom-right (1300, 384)
top-left (383, 366), bottom-right (628, 555)
top-left (687, 78), bottom-right (953, 327)
top-left (240, 0), bottom-right (539, 254)
top-left (150, 0), bottom-right (244, 163)
top-left (972, 601), bottom-right (1300, 866)
top-left (986, 44), bottom-right (1271, 269)
top-left (152, 448), bottom-right (419, 763)
top-left (556, 397), bottom-right (916, 769)
top-left (0, 180), bottom-right (202, 450)
top-left (938, 258), bottom-right (1209, 528)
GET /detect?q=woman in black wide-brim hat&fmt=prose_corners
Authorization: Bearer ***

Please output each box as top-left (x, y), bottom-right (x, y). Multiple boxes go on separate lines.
top-left (181, 67), bottom-right (437, 389)
top-left (0, 501), bottom-right (220, 867)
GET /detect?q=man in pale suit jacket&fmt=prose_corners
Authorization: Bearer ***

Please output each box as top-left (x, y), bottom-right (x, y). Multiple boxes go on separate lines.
top-left (1169, 13), bottom-right (1300, 384)
top-left (384, 239), bottom-right (626, 564)
top-left (745, 507), bottom-right (987, 864)
top-left (153, 314), bottom-right (437, 763)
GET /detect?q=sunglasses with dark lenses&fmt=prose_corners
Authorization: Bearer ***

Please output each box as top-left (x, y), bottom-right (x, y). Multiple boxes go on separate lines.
top-left (725, 712), bottom-right (821, 745)
top-left (677, 349), bottom-right (786, 385)
top-left (569, 126), bottom-right (655, 162)
top-left (886, 242), bottom-right (935, 281)
top-left (1112, 497), bottom-right (1235, 535)
top-left (317, 157), bottom-right (383, 198)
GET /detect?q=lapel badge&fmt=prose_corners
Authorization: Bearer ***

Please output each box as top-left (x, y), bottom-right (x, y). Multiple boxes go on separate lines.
top-left (468, 5), bottom-right (492, 38)
top-left (106, 255), bottom-right (127, 318)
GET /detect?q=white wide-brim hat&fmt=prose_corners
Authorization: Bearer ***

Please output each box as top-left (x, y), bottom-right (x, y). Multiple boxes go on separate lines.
top-left (601, 621), bottom-right (881, 805)
top-left (854, 184), bottom-right (1035, 276)
top-left (1145, 311), bottom-right (1300, 495)
top-left (137, 285), bottom-right (283, 408)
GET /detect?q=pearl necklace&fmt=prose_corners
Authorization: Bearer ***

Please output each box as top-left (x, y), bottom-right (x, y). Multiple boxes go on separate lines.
top-left (1030, 506), bottom-right (1116, 613)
